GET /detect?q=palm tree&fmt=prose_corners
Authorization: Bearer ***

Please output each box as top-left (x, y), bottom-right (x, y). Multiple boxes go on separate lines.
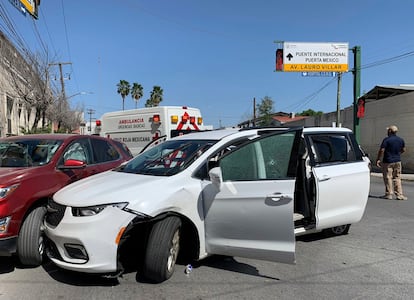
top-left (145, 85), bottom-right (163, 107)
top-left (131, 83), bottom-right (144, 109)
top-left (117, 80), bottom-right (130, 110)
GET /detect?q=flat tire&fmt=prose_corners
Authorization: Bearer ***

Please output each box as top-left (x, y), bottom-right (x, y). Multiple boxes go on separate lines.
top-left (143, 216), bottom-right (182, 283)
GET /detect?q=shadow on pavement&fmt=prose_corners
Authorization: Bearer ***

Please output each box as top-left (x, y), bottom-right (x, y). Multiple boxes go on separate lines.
top-left (0, 255), bottom-right (119, 286)
top-left (42, 259), bottom-right (120, 286)
top-left (191, 255), bottom-right (281, 281)
top-left (0, 256), bottom-right (19, 274)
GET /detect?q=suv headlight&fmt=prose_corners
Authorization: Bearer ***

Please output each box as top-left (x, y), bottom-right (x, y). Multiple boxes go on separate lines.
top-left (72, 202), bottom-right (128, 217)
top-left (0, 216), bottom-right (11, 233)
top-left (0, 184), bottom-right (19, 199)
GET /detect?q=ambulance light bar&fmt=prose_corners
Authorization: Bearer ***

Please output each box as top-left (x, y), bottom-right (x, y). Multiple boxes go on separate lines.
top-left (181, 114), bottom-right (189, 122)
top-left (152, 114), bottom-right (161, 124)
top-left (171, 115), bottom-right (179, 124)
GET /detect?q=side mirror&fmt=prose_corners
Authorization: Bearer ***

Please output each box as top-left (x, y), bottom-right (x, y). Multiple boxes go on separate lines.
top-left (58, 159), bottom-right (87, 169)
top-left (208, 167), bottom-right (223, 190)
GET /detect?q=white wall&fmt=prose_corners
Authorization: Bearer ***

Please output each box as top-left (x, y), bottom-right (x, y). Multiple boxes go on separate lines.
top-left (360, 93), bottom-right (414, 172)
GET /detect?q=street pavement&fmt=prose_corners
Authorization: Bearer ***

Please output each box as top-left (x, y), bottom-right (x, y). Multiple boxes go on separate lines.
top-left (371, 171), bottom-right (414, 181)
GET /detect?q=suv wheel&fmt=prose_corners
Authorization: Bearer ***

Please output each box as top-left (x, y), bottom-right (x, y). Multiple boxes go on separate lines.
top-left (143, 216), bottom-right (182, 283)
top-left (17, 206), bottom-right (47, 266)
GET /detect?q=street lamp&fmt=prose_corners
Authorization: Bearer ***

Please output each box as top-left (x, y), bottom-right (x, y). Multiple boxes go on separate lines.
top-left (66, 91), bottom-right (93, 100)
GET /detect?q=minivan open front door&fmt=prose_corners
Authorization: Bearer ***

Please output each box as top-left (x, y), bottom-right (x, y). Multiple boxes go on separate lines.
top-left (202, 129), bottom-right (302, 264)
top-left (306, 133), bottom-right (370, 229)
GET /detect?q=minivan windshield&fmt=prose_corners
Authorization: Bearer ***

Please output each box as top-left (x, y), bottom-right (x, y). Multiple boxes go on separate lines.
top-left (118, 139), bottom-right (215, 176)
top-left (0, 139), bottom-right (62, 167)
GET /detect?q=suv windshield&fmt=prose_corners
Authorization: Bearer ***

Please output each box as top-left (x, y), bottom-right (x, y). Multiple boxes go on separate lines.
top-left (0, 139), bottom-right (62, 167)
top-left (118, 139), bottom-right (215, 176)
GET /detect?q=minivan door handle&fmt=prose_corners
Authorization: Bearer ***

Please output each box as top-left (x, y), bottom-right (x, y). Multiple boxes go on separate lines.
top-left (267, 193), bottom-right (292, 202)
top-left (319, 175), bottom-right (330, 182)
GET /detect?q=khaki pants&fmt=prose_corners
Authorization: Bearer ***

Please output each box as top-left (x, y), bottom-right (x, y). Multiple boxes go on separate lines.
top-left (381, 161), bottom-right (404, 197)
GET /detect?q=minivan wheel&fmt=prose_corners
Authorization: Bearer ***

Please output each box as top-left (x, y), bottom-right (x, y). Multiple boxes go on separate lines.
top-left (143, 216), bottom-right (182, 283)
top-left (17, 206), bottom-right (47, 266)
top-left (324, 224), bottom-right (351, 237)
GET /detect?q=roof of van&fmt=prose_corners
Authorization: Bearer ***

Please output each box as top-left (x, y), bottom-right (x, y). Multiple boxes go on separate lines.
top-left (170, 127), bottom-right (352, 141)
top-left (101, 106), bottom-right (201, 117)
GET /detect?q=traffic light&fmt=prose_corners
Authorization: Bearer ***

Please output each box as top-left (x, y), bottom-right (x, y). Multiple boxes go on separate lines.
top-left (357, 97), bottom-right (365, 118)
top-left (276, 49), bottom-right (283, 71)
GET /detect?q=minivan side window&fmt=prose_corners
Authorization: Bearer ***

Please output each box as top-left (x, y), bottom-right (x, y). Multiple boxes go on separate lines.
top-left (308, 134), bottom-right (356, 164)
top-left (219, 132), bottom-right (297, 181)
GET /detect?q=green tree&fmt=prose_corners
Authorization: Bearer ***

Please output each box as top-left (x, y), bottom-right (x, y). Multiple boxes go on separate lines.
top-left (256, 96), bottom-right (274, 126)
top-left (297, 109), bottom-right (323, 116)
top-left (145, 85), bottom-right (163, 107)
top-left (117, 80), bottom-right (130, 110)
top-left (131, 83), bottom-right (144, 109)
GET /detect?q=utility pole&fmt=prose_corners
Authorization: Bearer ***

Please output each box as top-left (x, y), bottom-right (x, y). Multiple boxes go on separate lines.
top-left (352, 46), bottom-right (361, 143)
top-left (253, 97), bottom-right (256, 127)
top-left (86, 108), bottom-right (95, 133)
top-left (49, 62), bottom-right (71, 100)
top-left (48, 62), bottom-right (72, 132)
top-left (336, 72), bottom-right (342, 126)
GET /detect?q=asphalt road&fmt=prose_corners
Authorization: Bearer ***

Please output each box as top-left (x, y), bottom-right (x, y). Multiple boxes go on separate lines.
top-left (1, 176), bottom-right (414, 300)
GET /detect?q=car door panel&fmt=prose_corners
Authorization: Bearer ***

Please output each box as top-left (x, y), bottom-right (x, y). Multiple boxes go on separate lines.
top-left (203, 129), bottom-right (302, 264)
top-left (307, 133), bottom-right (370, 229)
top-left (313, 161), bottom-right (370, 228)
top-left (203, 179), bottom-right (296, 263)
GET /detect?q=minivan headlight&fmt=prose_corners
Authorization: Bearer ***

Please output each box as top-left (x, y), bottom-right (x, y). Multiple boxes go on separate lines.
top-left (72, 202), bottom-right (128, 217)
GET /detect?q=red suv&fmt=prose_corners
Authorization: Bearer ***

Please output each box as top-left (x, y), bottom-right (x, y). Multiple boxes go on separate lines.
top-left (0, 134), bottom-right (132, 266)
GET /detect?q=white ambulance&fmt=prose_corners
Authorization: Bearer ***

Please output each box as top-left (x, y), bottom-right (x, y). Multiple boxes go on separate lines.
top-left (99, 106), bottom-right (207, 155)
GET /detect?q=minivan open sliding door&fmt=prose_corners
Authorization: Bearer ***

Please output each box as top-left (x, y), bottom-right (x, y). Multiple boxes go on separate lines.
top-left (203, 128), bottom-right (302, 264)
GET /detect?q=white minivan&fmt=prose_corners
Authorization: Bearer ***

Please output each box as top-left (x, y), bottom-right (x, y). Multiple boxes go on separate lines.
top-left (44, 127), bottom-right (370, 283)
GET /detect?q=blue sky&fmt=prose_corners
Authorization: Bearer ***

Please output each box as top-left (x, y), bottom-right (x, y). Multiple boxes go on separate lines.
top-left (2, 0), bottom-right (414, 128)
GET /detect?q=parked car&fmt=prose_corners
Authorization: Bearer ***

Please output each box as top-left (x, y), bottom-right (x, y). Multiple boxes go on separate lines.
top-left (0, 134), bottom-right (132, 266)
top-left (44, 127), bottom-right (370, 283)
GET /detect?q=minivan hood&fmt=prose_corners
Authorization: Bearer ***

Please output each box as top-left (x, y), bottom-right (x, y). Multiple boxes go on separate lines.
top-left (53, 170), bottom-right (167, 207)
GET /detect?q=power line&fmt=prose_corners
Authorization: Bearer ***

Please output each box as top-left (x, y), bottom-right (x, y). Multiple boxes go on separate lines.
top-left (30, 16), bottom-right (48, 56)
top-left (0, 3), bottom-right (29, 53)
top-left (59, 0), bottom-right (82, 98)
top-left (60, 0), bottom-right (72, 64)
top-left (360, 50), bottom-right (414, 70)
top-left (281, 49), bottom-right (414, 113)
top-left (39, 6), bottom-right (57, 56)
top-left (282, 77), bottom-right (337, 113)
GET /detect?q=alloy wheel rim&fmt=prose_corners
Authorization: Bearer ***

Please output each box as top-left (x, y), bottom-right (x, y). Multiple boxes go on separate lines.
top-left (167, 230), bottom-right (180, 272)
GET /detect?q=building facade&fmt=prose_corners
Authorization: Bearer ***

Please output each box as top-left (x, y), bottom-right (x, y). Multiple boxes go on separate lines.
top-left (0, 31), bottom-right (40, 137)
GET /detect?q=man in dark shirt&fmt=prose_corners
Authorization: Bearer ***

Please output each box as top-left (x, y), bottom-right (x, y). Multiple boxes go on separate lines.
top-left (376, 125), bottom-right (407, 200)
